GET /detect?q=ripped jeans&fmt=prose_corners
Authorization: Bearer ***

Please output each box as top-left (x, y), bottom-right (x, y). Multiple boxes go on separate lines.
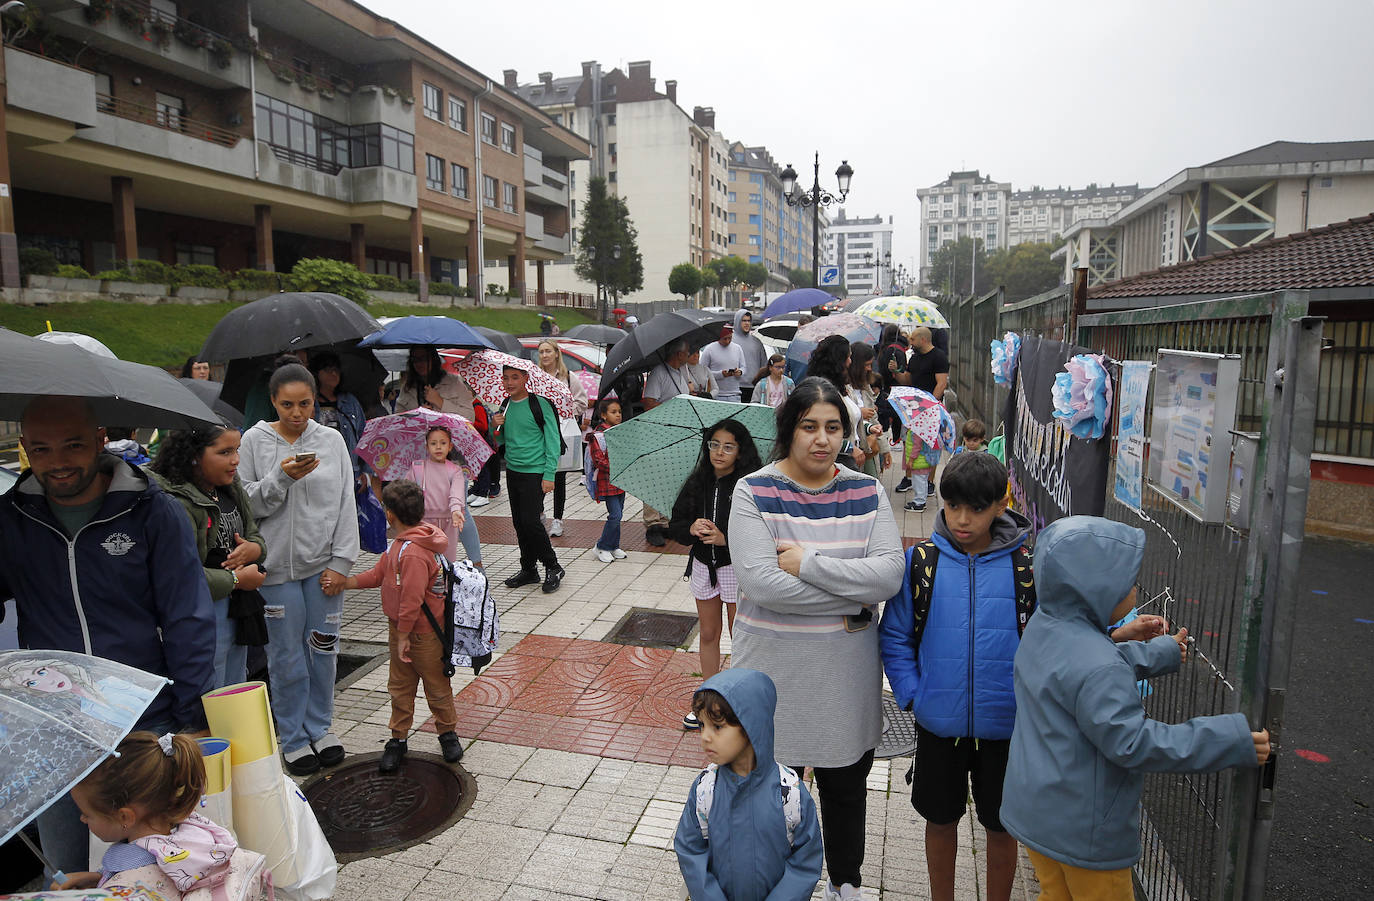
top-left (260, 575), bottom-right (341, 754)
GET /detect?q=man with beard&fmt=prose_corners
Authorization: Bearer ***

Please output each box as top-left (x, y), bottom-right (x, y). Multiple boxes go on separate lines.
top-left (0, 396), bottom-right (214, 878)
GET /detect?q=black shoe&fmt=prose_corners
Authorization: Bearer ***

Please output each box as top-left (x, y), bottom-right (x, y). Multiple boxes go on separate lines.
top-left (283, 746), bottom-right (320, 777)
top-left (311, 733), bottom-right (345, 767)
top-left (504, 569), bottom-right (541, 589)
top-left (379, 738), bottom-right (407, 774)
top-left (542, 566), bottom-right (565, 594)
top-left (438, 731), bottom-right (464, 763)
top-left (646, 526), bottom-right (667, 547)
top-left (928, 482), bottom-right (936, 497)
top-left (904, 499), bottom-right (927, 512)
top-left (895, 477), bottom-right (913, 493)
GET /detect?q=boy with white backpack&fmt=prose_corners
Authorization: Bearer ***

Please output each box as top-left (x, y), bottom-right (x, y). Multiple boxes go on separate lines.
top-left (674, 669), bottom-right (823, 901)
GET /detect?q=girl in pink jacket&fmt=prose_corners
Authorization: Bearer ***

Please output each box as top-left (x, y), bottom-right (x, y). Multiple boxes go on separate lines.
top-left (407, 426), bottom-right (482, 565)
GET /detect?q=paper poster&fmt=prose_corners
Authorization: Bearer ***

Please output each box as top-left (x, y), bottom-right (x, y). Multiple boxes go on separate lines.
top-left (1113, 361), bottom-right (1152, 511)
top-left (1147, 350), bottom-right (1241, 523)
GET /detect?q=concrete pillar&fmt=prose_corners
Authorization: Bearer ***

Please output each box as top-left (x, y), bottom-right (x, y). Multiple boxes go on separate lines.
top-left (409, 208), bottom-right (428, 302)
top-left (254, 204), bottom-right (274, 271)
top-left (350, 223), bottom-right (366, 270)
top-left (507, 254), bottom-right (517, 302)
top-left (513, 232), bottom-right (526, 302)
top-left (0, 51), bottom-right (19, 290)
top-left (111, 176), bottom-right (137, 265)
top-left (536, 259), bottom-right (547, 306)
top-left (466, 226), bottom-right (481, 304)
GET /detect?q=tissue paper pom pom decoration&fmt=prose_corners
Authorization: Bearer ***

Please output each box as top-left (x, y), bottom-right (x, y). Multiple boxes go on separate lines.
top-left (1051, 353), bottom-right (1113, 440)
top-left (990, 332), bottom-right (1022, 386)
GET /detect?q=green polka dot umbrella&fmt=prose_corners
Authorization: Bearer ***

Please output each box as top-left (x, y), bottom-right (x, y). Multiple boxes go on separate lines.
top-left (604, 396), bottom-right (776, 516)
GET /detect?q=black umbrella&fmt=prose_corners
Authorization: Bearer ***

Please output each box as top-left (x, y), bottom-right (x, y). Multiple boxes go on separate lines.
top-left (563, 323), bottom-right (627, 346)
top-left (598, 309), bottom-right (733, 397)
top-left (199, 292), bottom-right (381, 362)
top-left (0, 329), bottom-right (220, 428)
top-left (177, 379), bottom-right (244, 429)
top-left (219, 346), bottom-right (387, 413)
top-left (471, 326), bottom-right (524, 357)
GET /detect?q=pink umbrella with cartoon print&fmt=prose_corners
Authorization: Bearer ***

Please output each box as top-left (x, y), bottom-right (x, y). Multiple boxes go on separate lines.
top-left (356, 407), bottom-right (493, 480)
top-left (450, 349), bottom-right (578, 418)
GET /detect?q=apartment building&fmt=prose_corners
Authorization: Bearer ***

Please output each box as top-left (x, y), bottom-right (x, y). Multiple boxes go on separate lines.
top-left (724, 142), bottom-right (822, 292)
top-left (514, 60), bottom-right (729, 304)
top-left (1, 0), bottom-right (586, 295)
top-left (824, 210), bottom-right (895, 297)
top-left (916, 170), bottom-right (1011, 289)
top-left (1006, 183), bottom-right (1140, 246)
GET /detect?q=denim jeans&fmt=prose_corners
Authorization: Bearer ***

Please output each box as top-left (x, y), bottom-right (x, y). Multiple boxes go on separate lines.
top-left (912, 470), bottom-right (930, 497)
top-left (260, 576), bottom-right (341, 754)
top-left (213, 595), bottom-right (248, 688)
top-left (598, 493), bottom-right (625, 551)
top-left (459, 511), bottom-right (483, 564)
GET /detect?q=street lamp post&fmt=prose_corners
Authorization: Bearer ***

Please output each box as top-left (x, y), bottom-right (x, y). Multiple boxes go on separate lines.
top-left (780, 153), bottom-right (852, 289)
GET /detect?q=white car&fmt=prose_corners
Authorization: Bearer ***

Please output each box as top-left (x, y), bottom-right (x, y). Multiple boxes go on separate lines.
top-left (755, 316), bottom-right (800, 357)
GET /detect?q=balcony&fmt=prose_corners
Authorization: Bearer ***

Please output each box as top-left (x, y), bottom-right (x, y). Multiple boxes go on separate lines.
top-left (255, 144), bottom-right (417, 207)
top-left (82, 93), bottom-right (253, 176)
top-left (4, 48), bottom-right (98, 128)
top-left (523, 151), bottom-right (568, 206)
top-left (47, 0), bottom-right (251, 90)
top-left (526, 211), bottom-right (570, 255)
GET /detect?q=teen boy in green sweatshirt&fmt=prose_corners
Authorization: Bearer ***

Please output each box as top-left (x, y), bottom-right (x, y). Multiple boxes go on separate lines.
top-left (491, 365), bottom-right (565, 593)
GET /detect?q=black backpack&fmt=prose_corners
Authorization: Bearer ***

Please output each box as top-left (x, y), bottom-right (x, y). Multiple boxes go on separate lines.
top-left (499, 394), bottom-right (566, 457)
top-left (904, 539), bottom-right (1037, 653)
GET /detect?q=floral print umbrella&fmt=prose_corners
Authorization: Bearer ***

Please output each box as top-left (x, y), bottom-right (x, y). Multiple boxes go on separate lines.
top-left (783, 312), bottom-right (883, 383)
top-left (853, 296), bottom-right (950, 329)
top-left (356, 408), bottom-right (493, 480)
top-left (450, 349), bottom-right (577, 418)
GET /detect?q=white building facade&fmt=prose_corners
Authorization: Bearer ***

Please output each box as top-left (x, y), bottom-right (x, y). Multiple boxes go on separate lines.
top-left (824, 210), bottom-right (895, 297)
top-left (1006, 183), bottom-right (1141, 246)
top-left (917, 170), bottom-right (1011, 289)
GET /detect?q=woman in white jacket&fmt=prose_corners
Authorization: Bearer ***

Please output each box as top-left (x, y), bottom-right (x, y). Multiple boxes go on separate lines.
top-left (238, 357), bottom-right (359, 777)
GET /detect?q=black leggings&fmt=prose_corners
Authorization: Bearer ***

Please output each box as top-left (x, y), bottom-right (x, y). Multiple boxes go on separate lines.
top-left (788, 748), bottom-right (875, 888)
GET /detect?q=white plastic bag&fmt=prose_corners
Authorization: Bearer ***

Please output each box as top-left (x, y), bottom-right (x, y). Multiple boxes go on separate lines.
top-left (557, 416), bottom-right (583, 472)
top-left (272, 773), bottom-right (336, 901)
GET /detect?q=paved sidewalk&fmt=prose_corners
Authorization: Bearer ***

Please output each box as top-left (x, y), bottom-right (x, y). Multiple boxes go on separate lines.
top-left (327, 461), bottom-right (1039, 900)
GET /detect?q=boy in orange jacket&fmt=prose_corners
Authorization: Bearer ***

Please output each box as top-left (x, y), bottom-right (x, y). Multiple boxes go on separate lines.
top-left (344, 479), bottom-right (464, 772)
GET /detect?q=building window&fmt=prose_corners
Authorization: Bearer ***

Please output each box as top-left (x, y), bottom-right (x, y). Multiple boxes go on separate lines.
top-left (748, 214), bottom-right (760, 225)
top-left (608, 142), bottom-right (617, 156)
top-left (175, 243), bottom-right (215, 266)
top-left (728, 212), bottom-right (736, 223)
top-left (448, 96), bottom-right (467, 131)
top-left (748, 194), bottom-right (760, 204)
top-left (606, 114), bottom-right (616, 125)
top-left (483, 175), bottom-right (498, 208)
top-left (451, 163), bottom-right (469, 199)
top-left (503, 182), bottom-right (518, 212)
top-left (425, 154), bottom-right (445, 191)
top-left (501, 122), bottom-right (516, 153)
top-left (422, 83), bottom-right (442, 121)
top-left (481, 113), bottom-right (496, 144)
top-left (748, 235), bottom-right (760, 245)
top-left (551, 113), bottom-right (562, 125)
top-left (609, 171), bottom-right (617, 183)
top-left (728, 192), bottom-right (737, 202)
top-left (255, 93), bottom-right (415, 175)
top-left (155, 92), bottom-right (183, 131)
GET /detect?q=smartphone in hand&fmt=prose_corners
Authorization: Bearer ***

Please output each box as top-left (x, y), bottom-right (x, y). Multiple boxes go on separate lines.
top-left (295, 452), bottom-right (317, 463)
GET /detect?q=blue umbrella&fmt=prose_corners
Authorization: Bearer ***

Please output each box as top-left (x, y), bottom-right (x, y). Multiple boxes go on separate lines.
top-left (762, 287), bottom-right (835, 319)
top-left (357, 315), bottom-right (495, 350)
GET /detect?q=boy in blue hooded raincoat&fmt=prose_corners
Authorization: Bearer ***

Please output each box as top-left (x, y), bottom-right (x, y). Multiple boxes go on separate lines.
top-left (675, 668), bottom-right (823, 901)
top-left (1000, 516), bottom-right (1271, 900)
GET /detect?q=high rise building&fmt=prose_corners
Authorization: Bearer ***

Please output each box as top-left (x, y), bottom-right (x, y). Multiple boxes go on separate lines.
top-left (916, 171), bottom-right (1011, 289)
top-left (724, 142), bottom-right (823, 293)
top-left (824, 210), bottom-right (895, 297)
top-left (1006, 184), bottom-right (1141, 246)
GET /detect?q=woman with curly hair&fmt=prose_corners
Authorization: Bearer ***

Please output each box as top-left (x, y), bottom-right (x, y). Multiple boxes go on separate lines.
top-left (149, 423), bottom-right (267, 688)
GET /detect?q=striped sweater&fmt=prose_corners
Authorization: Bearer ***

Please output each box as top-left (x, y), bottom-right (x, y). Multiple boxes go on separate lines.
top-left (728, 463), bottom-right (905, 767)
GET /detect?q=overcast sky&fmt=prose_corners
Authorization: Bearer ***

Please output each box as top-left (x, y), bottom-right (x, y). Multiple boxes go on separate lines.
top-left (383, 0), bottom-right (1374, 278)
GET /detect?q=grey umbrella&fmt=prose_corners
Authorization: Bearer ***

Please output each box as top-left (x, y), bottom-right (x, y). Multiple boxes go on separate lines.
top-left (198, 292), bottom-right (381, 362)
top-left (178, 378), bottom-right (244, 429)
top-left (563, 323), bottom-right (627, 346)
top-left (471, 326), bottom-right (524, 356)
top-left (0, 329), bottom-right (220, 428)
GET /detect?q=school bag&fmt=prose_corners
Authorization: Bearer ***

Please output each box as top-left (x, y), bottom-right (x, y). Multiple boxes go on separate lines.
top-left (583, 431), bottom-right (602, 501)
top-left (498, 393), bottom-right (567, 457)
top-left (397, 539), bottom-right (499, 677)
top-left (902, 539), bottom-right (1037, 655)
top-left (694, 762), bottom-right (803, 846)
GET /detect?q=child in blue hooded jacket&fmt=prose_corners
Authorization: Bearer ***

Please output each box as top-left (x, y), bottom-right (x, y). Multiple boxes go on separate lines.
top-left (1000, 516), bottom-right (1271, 900)
top-left (674, 668), bottom-right (823, 901)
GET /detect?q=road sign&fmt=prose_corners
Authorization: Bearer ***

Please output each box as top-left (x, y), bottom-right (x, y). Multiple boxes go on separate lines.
top-left (819, 266), bottom-right (841, 287)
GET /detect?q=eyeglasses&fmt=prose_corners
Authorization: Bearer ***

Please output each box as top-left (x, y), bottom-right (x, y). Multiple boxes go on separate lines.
top-left (706, 441), bottom-right (739, 454)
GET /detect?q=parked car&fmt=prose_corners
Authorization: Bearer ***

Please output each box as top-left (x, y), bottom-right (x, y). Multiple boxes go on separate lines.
top-left (518, 337), bottom-right (606, 374)
top-left (755, 316), bottom-right (800, 357)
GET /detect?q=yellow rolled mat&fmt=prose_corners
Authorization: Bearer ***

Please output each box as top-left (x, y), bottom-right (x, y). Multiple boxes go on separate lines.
top-left (197, 737), bottom-right (232, 795)
top-left (202, 681), bottom-right (278, 764)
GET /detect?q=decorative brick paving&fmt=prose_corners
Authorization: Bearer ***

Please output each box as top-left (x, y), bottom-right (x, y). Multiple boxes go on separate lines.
top-left (473, 513), bottom-right (688, 555)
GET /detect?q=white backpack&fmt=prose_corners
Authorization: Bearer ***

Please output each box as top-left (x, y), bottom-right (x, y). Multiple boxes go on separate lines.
top-left (694, 762), bottom-right (803, 846)
top-left (402, 540), bottom-right (498, 676)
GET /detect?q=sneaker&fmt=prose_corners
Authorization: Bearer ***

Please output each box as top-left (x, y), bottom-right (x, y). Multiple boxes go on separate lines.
top-left (542, 565), bottom-right (565, 593)
top-left (611, 548), bottom-right (627, 560)
top-left (438, 731), bottom-right (464, 764)
top-left (904, 499), bottom-right (927, 513)
top-left (823, 882), bottom-right (864, 901)
top-left (503, 569), bottom-right (541, 589)
top-left (895, 477), bottom-right (913, 493)
top-left (928, 481), bottom-right (936, 497)
top-left (550, 518), bottom-right (563, 537)
top-left (683, 711), bottom-right (701, 731)
top-left (311, 732), bottom-right (345, 767)
top-left (379, 738), bottom-right (407, 774)
top-left (467, 494), bottom-right (490, 508)
top-left (596, 548), bottom-right (614, 563)
top-left (646, 525), bottom-right (667, 547)
top-left (283, 745), bottom-right (320, 777)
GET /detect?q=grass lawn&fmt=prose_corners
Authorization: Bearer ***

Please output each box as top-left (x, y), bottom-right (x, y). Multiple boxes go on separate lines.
top-left (0, 301), bottom-right (600, 368)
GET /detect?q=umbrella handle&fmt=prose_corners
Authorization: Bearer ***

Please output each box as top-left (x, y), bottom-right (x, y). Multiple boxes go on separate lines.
top-left (19, 830), bottom-right (64, 884)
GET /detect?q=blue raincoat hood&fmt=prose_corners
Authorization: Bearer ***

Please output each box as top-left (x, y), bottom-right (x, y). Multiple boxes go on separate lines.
top-left (1033, 515), bottom-right (1144, 629)
top-left (696, 667), bottom-right (777, 776)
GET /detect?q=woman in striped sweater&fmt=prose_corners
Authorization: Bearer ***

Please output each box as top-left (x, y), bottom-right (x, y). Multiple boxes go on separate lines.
top-left (728, 377), bottom-right (905, 901)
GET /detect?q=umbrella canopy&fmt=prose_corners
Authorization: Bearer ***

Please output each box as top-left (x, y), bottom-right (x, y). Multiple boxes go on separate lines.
top-left (563, 323), bottom-right (627, 346)
top-left (761, 287), bottom-right (834, 319)
top-left (853, 296), bottom-right (950, 329)
top-left (177, 378), bottom-right (244, 429)
top-left (357, 315), bottom-right (494, 351)
top-left (0, 329), bottom-right (220, 428)
top-left (219, 345), bottom-right (386, 413)
top-left (33, 331), bottom-right (117, 359)
top-left (604, 396), bottom-right (775, 515)
top-left (199, 292), bottom-right (381, 362)
top-left (357, 408), bottom-right (492, 481)
top-left (0, 649), bottom-right (168, 846)
top-left (839, 295), bottom-right (875, 313)
top-left (598, 308), bottom-right (734, 396)
top-left (887, 386), bottom-right (956, 451)
top-left (574, 369), bottom-right (601, 403)
top-left (451, 349), bottom-right (578, 418)
top-left (470, 326), bottom-right (524, 357)
top-left (783, 313), bottom-right (883, 383)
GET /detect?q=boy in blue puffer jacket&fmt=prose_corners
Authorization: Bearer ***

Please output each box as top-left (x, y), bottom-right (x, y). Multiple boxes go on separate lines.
top-left (879, 451), bottom-right (1031, 901)
top-left (1000, 517), bottom-right (1270, 900)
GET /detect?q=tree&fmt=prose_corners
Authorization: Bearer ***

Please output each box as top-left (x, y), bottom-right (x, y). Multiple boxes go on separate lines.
top-left (575, 177), bottom-right (643, 322)
top-left (984, 241), bottom-right (1062, 302)
top-left (926, 237), bottom-right (989, 299)
top-left (607, 196), bottom-right (644, 302)
top-left (668, 263), bottom-right (703, 305)
top-left (743, 263), bottom-right (768, 295)
top-left (787, 267), bottom-right (812, 288)
top-left (706, 255), bottom-right (749, 305)
top-left (699, 265), bottom-right (720, 304)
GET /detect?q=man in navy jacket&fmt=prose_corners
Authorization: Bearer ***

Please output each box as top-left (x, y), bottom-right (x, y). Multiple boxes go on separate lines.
top-left (0, 396), bottom-right (214, 876)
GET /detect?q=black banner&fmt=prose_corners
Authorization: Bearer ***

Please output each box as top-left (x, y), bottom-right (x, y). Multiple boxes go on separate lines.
top-left (1003, 335), bottom-right (1110, 534)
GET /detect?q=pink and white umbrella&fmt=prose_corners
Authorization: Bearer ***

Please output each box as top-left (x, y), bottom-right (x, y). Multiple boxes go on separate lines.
top-left (887, 386), bottom-right (956, 452)
top-left (575, 369), bottom-right (601, 402)
top-left (357, 408), bottom-right (492, 480)
top-left (451, 349), bottom-right (578, 418)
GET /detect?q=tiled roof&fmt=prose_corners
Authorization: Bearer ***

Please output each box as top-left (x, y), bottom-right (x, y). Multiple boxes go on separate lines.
top-left (1204, 140), bottom-right (1374, 168)
top-left (1089, 214), bottom-right (1374, 299)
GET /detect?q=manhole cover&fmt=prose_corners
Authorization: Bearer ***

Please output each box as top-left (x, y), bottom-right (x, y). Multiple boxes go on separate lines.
top-left (302, 752), bottom-right (475, 862)
top-left (605, 608), bottom-right (699, 649)
top-left (875, 693), bottom-right (917, 759)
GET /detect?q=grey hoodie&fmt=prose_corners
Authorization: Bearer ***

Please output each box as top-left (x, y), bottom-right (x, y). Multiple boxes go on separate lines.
top-left (733, 308), bottom-right (768, 377)
top-left (238, 419), bottom-right (359, 586)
